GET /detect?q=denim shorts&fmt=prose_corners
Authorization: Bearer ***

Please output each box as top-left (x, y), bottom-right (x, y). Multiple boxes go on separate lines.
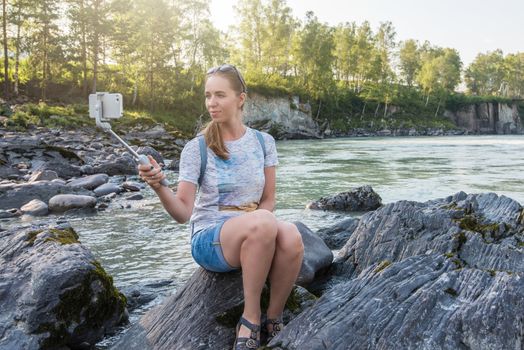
top-left (191, 221), bottom-right (239, 273)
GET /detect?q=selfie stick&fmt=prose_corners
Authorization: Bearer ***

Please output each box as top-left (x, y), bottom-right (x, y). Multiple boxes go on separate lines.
top-left (90, 92), bottom-right (168, 187)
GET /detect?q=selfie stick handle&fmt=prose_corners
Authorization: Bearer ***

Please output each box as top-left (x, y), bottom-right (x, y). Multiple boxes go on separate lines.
top-left (94, 95), bottom-right (168, 187)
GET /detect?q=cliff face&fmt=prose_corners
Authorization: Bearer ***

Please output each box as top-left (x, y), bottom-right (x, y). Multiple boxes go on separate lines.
top-left (243, 93), bottom-right (322, 139)
top-left (443, 102), bottom-right (523, 134)
top-left (243, 93), bottom-right (523, 138)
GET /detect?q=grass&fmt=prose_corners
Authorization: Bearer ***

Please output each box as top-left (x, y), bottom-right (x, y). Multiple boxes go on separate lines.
top-left (2, 101), bottom-right (196, 137)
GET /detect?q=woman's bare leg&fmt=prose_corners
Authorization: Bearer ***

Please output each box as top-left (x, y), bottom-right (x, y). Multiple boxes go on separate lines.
top-left (219, 209), bottom-right (278, 338)
top-left (266, 221), bottom-right (304, 320)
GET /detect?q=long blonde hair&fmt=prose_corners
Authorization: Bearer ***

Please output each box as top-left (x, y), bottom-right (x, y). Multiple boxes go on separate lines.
top-left (202, 65), bottom-right (247, 160)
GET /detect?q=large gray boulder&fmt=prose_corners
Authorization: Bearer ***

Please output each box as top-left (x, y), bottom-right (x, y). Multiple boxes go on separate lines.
top-left (294, 222), bottom-right (333, 286)
top-left (20, 199), bottom-right (49, 216)
top-left (270, 255), bottom-right (524, 350)
top-left (67, 173), bottom-right (109, 190)
top-left (48, 194), bottom-right (97, 212)
top-left (0, 181), bottom-right (93, 210)
top-left (113, 221), bottom-right (331, 350)
top-left (270, 192), bottom-right (524, 349)
top-left (92, 153), bottom-right (137, 176)
top-left (93, 183), bottom-right (122, 197)
top-left (306, 185), bottom-right (382, 212)
top-left (0, 224), bottom-right (127, 349)
top-left (314, 217), bottom-right (359, 249)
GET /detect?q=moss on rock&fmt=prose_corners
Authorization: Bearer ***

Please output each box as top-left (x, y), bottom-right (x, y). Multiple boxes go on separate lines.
top-left (458, 214), bottom-right (503, 242)
top-left (26, 229), bottom-right (44, 246)
top-left (374, 260), bottom-right (392, 274)
top-left (45, 227), bottom-right (80, 245)
top-left (35, 260), bottom-right (127, 348)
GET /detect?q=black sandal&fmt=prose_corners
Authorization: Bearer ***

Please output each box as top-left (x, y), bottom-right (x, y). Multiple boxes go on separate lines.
top-left (234, 316), bottom-right (260, 350)
top-left (263, 315), bottom-right (284, 344)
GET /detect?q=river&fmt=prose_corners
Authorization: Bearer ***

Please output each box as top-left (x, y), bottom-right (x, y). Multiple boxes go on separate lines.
top-left (66, 134), bottom-right (524, 289)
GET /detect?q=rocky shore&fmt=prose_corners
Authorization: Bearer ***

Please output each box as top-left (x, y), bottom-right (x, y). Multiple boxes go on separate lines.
top-left (0, 126), bottom-right (184, 218)
top-left (112, 191), bottom-right (524, 350)
top-left (2, 124), bottom-right (524, 349)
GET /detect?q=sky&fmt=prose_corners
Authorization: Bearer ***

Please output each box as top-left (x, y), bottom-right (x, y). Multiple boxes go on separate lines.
top-left (209, 0), bottom-right (524, 67)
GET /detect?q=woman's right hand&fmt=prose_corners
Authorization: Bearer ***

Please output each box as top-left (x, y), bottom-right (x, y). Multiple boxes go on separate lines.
top-left (138, 155), bottom-right (166, 190)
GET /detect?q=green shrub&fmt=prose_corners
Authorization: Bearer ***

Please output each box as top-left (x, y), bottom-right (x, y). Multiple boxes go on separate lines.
top-left (8, 111), bottom-right (40, 129)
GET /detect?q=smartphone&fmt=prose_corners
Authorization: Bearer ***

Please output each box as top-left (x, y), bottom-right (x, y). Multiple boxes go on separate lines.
top-left (89, 93), bottom-right (123, 120)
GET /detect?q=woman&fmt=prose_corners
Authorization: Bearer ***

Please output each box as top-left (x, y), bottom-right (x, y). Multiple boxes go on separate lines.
top-left (138, 64), bottom-right (304, 349)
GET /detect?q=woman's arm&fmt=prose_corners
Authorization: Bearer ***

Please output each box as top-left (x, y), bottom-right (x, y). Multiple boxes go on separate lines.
top-left (152, 181), bottom-right (196, 223)
top-left (138, 156), bottom-right (196, 224)
top-left (258, 166), bottom-right (276, 212)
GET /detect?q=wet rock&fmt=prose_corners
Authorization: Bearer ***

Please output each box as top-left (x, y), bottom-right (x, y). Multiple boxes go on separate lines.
top-left (94, 183), bottom-right (122, 197)
top-left (122, 181), bottom-right (144, 192)
top-left (315, 217), bottom-right (359, 250)
top-left (48, 194), bottom-right (97, 213)
top-left (0, 224), bottom-right (127, 349)
top-left (0, 181), bottom-right (92, 210)
top-left (294, 222), bottom-right (333, 286)
top-left (28, 170), bottom-right (59, 182)
top-left (80, 164), bottom-right (94, 175)
top-left (0, 208), bottom-right (22, 219)
top-left (68, 173), bottom-right (109, 190)
top-left (37, 159), bottom-right (83, 180)
top-left (165, 158), bottom-right (179, 171)
top-left (120, 279), bottom-right (179, 313)
top-left (306, 185), bottom-right (382, 212)
top-left (114, 222), bottom-right (330, 349)
top-left (126, 194), bottom-right (144, 201)
top-left (270, 255), bottom-right (524, 350)
top-left (93, 153), bottom-right (136, 176)
top-left (136, 146), bottom-right (165, 166)
top-left (20, 199), bottom-right (49, 216)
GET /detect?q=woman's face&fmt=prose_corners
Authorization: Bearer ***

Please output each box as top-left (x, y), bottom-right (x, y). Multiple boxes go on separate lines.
top-left (205, 75), bottom-right (245, 123)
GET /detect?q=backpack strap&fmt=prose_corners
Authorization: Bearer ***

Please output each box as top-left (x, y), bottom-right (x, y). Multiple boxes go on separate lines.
top-left (198, 135), bottom-right (207, 187)
top-left (254, 130), bottom-right (266, 158)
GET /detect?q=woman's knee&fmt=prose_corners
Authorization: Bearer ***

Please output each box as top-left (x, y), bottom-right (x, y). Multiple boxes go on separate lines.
top-left (245, 209), bottom-right (278, 243)
top-left (277, 223), bottom-right (304, 258)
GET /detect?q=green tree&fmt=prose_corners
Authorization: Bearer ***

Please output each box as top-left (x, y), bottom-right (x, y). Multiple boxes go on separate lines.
top-left (292, 11), bottom-right (335, 117)
top-left (234, 0), bottom-right (265, 78)
top-left (9, 0), bottom-right (31, 96)
top-left (261, 0), bottom-right (296, 77)
top-left (417, 47), bottom-right (462, 114)
top-left (353, 21), bottom-right (374, 92)
top-left (464, 50), bottom-right (505, 95)
top-left (26, 0), bottom-right (64, 100)
top-left (2, 0), bottom-right (8, 96)
top-left (503, 52), bottom-right (524, 98)
top-left (399, 39), bottom-right (420, 87)
top-left (333, 22), bottom-right (356, 87)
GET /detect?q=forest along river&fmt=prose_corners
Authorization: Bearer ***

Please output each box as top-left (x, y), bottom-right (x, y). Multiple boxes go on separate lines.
top-left (22, 134), bottom-right (524, 344)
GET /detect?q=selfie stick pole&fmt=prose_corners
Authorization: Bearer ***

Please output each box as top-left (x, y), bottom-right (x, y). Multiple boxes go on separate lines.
top-left (93, 93), bottom-right (168, 187)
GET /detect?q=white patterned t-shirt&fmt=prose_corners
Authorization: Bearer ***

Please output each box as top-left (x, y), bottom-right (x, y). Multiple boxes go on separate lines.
top-left (178, 127), bottom-right (278, 235)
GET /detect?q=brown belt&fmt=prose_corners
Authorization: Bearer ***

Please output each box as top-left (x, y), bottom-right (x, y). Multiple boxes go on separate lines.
top-left (219, 202), bottom-right (258, 212)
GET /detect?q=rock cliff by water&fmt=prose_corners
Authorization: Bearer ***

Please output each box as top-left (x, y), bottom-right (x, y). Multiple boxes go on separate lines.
top-left (444, 101), bottom-right (522, 134)
top-left (243, 93), bottom-right (523, 137)
top-left (244, 93), bottom-right (322, 139)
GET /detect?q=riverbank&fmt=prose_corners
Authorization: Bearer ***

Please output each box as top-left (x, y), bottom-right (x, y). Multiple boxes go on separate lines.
top-left (1, 94), bottom-right (523, 142)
